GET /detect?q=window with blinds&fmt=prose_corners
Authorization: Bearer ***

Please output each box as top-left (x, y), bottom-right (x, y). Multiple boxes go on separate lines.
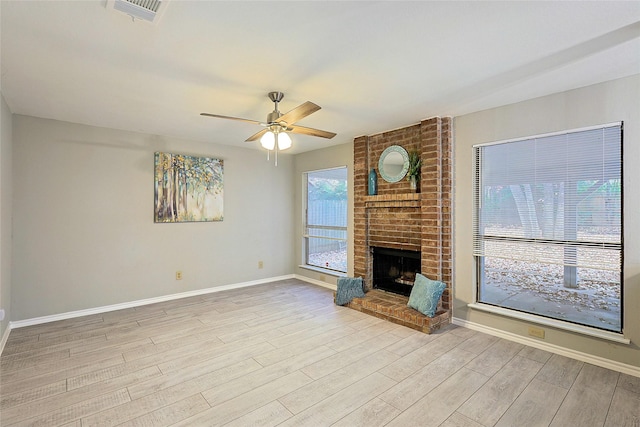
top-left (473, 123), bottom-right (622, 332)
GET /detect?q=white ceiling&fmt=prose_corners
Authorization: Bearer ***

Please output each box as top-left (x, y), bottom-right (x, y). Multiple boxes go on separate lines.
top-left (2, 1), bottom-right (639, 154)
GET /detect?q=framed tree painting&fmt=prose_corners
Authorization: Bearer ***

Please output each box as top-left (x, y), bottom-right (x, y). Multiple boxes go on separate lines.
top-left (154, 152), bottom-right (223, 222)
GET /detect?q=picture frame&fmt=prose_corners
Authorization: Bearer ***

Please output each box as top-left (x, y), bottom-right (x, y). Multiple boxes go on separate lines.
top-left (154, 152), bottom-right (223, 222)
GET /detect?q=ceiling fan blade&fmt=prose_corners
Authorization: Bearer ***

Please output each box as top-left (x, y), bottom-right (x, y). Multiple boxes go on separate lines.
top-left (246, 128), bottom-right (268, 142)
top-left (200, 113), bottom-right (264, 126)
top-left (277, 101), bottom-right (321, 125)
top-left (288, 124), bottom-right (337, 139)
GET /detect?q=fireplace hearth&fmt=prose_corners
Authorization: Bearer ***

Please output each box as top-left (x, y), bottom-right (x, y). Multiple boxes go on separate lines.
top-left (372, 247), bottom-right (420, 296)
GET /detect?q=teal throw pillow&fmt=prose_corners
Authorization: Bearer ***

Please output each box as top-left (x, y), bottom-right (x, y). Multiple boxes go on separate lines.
top-left (407, 273), bottom-right (446, 317)
top-left (335, 277), bottom-right (365, 306)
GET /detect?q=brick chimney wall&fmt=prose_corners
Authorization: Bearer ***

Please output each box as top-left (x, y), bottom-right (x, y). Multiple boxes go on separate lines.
top-left (353, 117), bottom-right (453, 314)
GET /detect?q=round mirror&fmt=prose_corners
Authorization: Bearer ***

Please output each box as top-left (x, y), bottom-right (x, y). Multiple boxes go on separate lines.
top-left (378, 145), bottom-right (409, 183)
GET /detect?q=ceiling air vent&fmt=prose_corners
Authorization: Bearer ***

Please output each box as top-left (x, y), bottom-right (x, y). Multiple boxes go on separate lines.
top-left (106, 0), bottom-right (168, 24)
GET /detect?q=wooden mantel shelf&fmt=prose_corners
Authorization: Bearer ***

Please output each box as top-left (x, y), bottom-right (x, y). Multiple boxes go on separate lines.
top-left (363, 193), bottom-right (420, 202)
top-left (362, 192), bottom-right (420, 208)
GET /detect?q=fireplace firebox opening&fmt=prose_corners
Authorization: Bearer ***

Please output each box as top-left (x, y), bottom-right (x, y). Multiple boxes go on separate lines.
top-left (372, 247), bottom-right (421, 296)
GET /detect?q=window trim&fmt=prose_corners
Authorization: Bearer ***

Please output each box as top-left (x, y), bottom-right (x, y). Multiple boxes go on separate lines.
top-left (472, 122), bottom-right (622, 148)
top-left (472, 122), bottom-right (624, 336)
top-left (297, 264), bottom-right (347, 278)
top-left (467, 302), bottom-right (630, 344)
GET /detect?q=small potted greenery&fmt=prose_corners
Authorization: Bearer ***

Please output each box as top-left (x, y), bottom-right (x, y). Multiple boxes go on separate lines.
top-left (407, 150), bottom-right (421, 191)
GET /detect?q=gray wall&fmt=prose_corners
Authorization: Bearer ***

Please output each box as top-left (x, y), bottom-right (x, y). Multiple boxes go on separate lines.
top-left (454, 74), bottom-right (640, 368)
top-left (0, 94), bottom-right (12, 339)
top-left (11, 115), bottom-right (295, 320)
top-left (294, 142), bottom-right (354, 287)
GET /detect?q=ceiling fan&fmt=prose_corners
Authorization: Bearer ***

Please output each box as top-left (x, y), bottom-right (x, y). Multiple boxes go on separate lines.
top-left (201, 92), bottom-right (336, 165)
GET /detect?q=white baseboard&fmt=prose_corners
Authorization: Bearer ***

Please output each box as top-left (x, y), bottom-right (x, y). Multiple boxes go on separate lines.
top-left (0, 323), bottom-right (11, 356)
top-left (452, 317), bottom-right (640, 378)
top-left (295, 274), bottom-right (336, 291)
top-left (9, 275), bottom-right (295, 330)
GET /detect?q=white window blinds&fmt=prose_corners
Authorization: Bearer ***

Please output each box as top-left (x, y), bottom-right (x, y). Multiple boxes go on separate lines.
top-left (473, 123), bottom-right (622, 272)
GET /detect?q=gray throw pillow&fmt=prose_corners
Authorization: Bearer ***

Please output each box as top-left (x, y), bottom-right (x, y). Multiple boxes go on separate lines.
top-left (407, 273), bottom-right (446, 317)
top-left (335, 277), bottom-right (365, 306)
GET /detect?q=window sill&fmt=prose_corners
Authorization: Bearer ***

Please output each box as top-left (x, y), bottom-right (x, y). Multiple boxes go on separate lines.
top-left (468, 302), bottom-right (630, 345)
top-left (298, 265), bottom-right (347, 278)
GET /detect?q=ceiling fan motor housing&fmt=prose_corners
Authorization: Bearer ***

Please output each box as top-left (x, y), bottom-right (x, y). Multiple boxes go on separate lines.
top-left (267, 91), bottom-right (284, 124)
top-left (267, 110), bottom-right (282, 124)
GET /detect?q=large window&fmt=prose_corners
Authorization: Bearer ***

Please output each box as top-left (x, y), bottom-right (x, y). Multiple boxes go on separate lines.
top-left (473, 123), bottom-right (622, 332)
top-left (304, 167), bottom-right (347, 273)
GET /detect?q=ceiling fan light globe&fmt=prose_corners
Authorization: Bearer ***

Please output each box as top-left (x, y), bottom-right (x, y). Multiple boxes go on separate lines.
top-left (277, 132), bottom-right (292, 150)
top-left (260, 131), bottom-right (275, 150)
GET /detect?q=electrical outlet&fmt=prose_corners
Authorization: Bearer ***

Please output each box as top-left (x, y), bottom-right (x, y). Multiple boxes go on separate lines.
top-left (176, 271), bottom-right (183, 280)
top-left (258, 261), bottom-right (264, 269)
top-left (528, 326), bottom-right (545, 339)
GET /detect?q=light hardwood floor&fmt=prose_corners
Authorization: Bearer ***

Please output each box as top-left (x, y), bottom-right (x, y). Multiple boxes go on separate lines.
top-left (1, 279), bottom-right (639, 426)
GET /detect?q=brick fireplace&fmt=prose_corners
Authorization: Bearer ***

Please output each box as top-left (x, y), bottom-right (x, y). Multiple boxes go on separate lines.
top-left (349, 117), bottom-right (452, 333)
